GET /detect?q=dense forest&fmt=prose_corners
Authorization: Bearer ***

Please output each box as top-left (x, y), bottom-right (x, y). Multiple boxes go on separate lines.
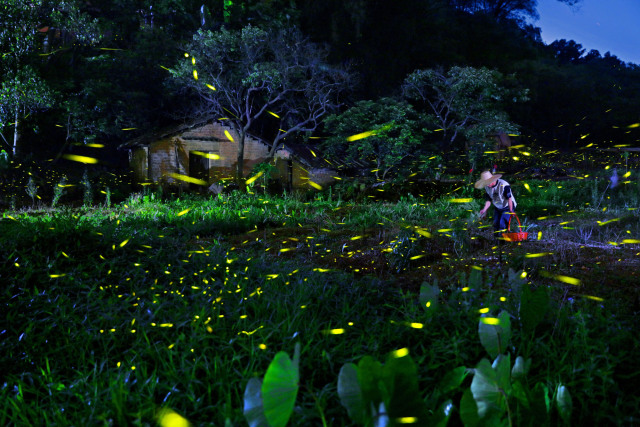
top-left (1, 0), bottom-right (639, 165)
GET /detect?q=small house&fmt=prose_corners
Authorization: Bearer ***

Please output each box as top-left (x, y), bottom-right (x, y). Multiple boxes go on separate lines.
top-left (119, 119), bottom-right (337, 191)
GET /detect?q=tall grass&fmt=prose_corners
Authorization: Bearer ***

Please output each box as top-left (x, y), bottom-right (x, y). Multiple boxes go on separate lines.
top-left (1, 185), bottom-right (639, 425)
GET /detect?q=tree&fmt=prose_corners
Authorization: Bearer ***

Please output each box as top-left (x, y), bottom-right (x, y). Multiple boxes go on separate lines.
top-left (0, 67), bottom-right (55, 156)
top-left (0, 0), bottom-right (56, 156)
top-left (170, 24), bottom-right (351, 186)
top-left (449, 0), bottom-right (582, 23)
top-left (402, 66), bottom-right (527, 167)
top-left (321, 98), bottom-right (430, 181)
top-left (549, 39), bottom-right (585, 63)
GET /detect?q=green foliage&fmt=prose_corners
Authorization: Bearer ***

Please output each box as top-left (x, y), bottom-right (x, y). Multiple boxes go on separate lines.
top-left (0, 66), bottom-right (56, 153)
top-left (478, 311), bottom-right (511, 360)
top-left (80, 169), bottom-right (93, 206)
top-left (402, 66), bottom-right (527, 167)
top-left (323, 98), bottom-right (431, 180)
top-left (0, 149), bottom-right (8, 168)
top-left (419, 281), bottom-right (440, 313)
top-left (51, 176), bottom-right (67, 208)
top-left (0, 188), bottom-right (636, 426)
top-left (556, 384), bottom-right (573, 424)
top-left (519, 283), bottom-right (550, 334)
top-left (243, 343), bottom-right (300, 427)
top-left (337, 352), bottom-right (428, 426)
top-left (104, 186), bottom-right (111, 208)
top-left (25, 176), bottom-right (38, 205)
top-left (467, 309), bottom-right (573, 426)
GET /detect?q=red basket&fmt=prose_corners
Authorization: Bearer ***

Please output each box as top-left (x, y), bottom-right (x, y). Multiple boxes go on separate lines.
top-left (502, 214), bottom-right (528, 242)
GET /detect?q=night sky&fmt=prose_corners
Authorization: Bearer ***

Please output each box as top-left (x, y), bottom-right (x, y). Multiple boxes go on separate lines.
top-left (535, 0), bottom-right (640, 65)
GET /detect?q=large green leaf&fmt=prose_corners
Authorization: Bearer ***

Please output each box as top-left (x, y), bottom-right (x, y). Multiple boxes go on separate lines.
top-left (437, 366), bottom-right (468, 395)
top-left (492, 354), bottom-right (511, 395)
top-left (262, 349), bottom-right (299, 427)
top-left (382, 353), bottom-right (428, 422)
top-left (243, 377), bottom-right (269, 427)
top-left (556, 384), bottom-right (572, 424)
top-left (357, 356), bottom-right (384, 408)
top-left (519, 284), bottom-right (549, 333)
top-left (511, 356), bottom-right (531, 381)
top-left (478, 311), bottom-right (511, 359)
top-left (459, 389), bottom-right (480, 427)
top-left (338, 363), bottom-right (366, 424)
top-left (470, 359), bottom-right (504, 418)
top-left (511, 380), bottom-right (529, 409)
top-left (530, 382), bottom-right (551, 419)
top-left (469, 268), bottom-right (483, 288)
top-left (419, 282), bottom-right (439, 312)
top-left (430, 399), bottom-right (453, 427)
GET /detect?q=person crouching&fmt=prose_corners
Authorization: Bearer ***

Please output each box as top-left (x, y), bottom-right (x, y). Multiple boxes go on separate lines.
top-left (475, 171), bottom-right (517, 236)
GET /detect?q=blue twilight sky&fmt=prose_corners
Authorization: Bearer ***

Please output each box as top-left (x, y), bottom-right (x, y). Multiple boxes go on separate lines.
top-left (534, 0), bottom-right (640, 65)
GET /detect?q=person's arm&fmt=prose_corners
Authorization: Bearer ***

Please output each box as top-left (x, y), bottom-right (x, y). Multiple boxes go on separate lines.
top-left (479, 200), bottom-right (491, 217)
top-left (504, 185), bottom-right (514, 212)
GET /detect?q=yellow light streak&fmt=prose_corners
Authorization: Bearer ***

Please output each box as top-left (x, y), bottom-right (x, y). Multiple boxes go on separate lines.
top-left (397, 417), bottom-right (418, 424)
top-left (168, 173), bottom-right (207, 186)
top-left (245, 171), bottom-right (263, 185)
top-left (391, 348), bottom-right (410, 358)
top-left (62, 154), bottom-right (98, 164)
top-left (191, 150), bottom-right (220, 160)
top-left (308, 181), bottom-right (322, 190)
top-left (525, 252), bottom-right (552, 258)
top-left (346, 130), bottom-right (375, 141)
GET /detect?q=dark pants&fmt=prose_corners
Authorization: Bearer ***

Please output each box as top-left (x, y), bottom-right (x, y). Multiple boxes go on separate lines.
top-left (493, 207), bottom-right (514, 234)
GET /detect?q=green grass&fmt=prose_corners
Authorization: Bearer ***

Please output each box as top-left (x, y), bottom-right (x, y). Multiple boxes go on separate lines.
top-left (1, 182), bottom-right (640, 425)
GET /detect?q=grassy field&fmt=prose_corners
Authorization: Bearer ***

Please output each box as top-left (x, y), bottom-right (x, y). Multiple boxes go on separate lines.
top-left (2, 176), bottom-right (640, 426)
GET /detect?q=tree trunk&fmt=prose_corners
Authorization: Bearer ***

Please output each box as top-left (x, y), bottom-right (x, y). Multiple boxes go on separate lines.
top-left (236, 131), bottom-right (246, 191)
top-left (12, 107), bottom-right (19, 157)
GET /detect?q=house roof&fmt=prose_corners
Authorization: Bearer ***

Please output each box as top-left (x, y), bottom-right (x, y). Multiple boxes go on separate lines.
top-left (118, 118), bottom-right (346, 171)
top-left (117, 117), bottom-right (218, 150)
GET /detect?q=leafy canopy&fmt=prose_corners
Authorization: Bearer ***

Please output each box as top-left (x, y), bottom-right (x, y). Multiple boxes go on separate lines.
top-left (322, 97), bottom-right (431, 180)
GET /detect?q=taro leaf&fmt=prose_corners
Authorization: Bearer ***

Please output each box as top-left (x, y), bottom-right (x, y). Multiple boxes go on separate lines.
top-left (519, 284), bottom-right (549, 334)
top-left (556, 384), bottom-right (572, 424)
top-left (430, 399), bottom-right (454, 427)
top-left (437, 366), bottom-right (468, 395)
top-left (511, 380), bottom-right (529, 409)
top-left (382, 353), bottom-right (428, 422)
top-left (511, 356), bottom-right (531, 381)
top-left (478, 311), bottom-right (511, 359)
top-left (374, 401), bottom-right (390, 427)
top-left (338, 363), bottom-right (366, 424)
top-left (243, 377), bottom-right (269, 427)
top-left (459, 388), bottom-right (480, 427)
top-left (470, 359), bottom-right (504, 418)
top-left (419, 282), bottom-right (440, 311)
top-left (262, 348), bottom-right (299, 427)
top-left (357, 356), bottom-right (384, 409)
top-left (531, 382), bottom-right (551, 417)
top-left (507, 268), bottom-right (526, 289)
top-left (292, 342), bottom-right (301, 373)
top-left (491, 354), bottom-right (511, 395)
top-left (469, 268), bottom-right (482, 288)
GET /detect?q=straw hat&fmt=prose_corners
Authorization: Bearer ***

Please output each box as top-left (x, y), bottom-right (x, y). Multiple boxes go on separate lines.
top-left (474, 170), bottom-right (502, 189)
